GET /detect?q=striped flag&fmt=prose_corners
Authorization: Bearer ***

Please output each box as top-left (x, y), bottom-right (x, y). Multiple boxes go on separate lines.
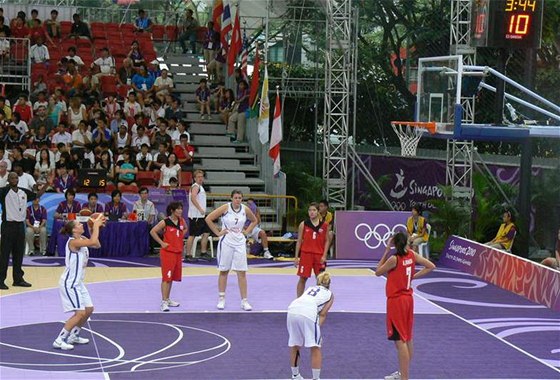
top-left (269, 89), bottom-right (282, 175)
top-left (221, 0), bottom-right (232, 49)
top-left (227, 9), bottom-right (242, 76)
top-left (258, 66), bottom-right (270, 144)
top-left (240, 28), bottom-right (248, 76)
top-left (248, 45), bottom-right (260, 108)
top-left (212, 0), bottom-right (223, 31)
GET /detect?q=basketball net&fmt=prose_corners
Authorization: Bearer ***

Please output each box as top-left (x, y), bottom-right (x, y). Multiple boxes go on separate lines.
top-left (391, 121), bottom-right (434, 157)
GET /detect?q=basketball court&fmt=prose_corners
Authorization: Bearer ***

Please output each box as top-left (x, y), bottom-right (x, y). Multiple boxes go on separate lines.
top-left (1, 257), bottom-right (558, 379)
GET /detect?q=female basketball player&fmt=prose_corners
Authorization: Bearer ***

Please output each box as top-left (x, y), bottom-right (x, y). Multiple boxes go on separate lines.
top-left (150, 202), bottom-right (187, 312)
top-left (294, 203), bottom-right (331, 297)
top-left (53, 213), bottom-right (105, 351)
top-left (375, 232), bottom-right (436, 380)
top-left (205, 190), bottom-right (258, 311)
top-left (287, 272), bottom-right (334, 380)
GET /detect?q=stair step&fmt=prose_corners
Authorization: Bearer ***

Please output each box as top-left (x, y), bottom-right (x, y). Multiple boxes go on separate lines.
top-left (198, 146), bottom-right (235, 154)
top-left (179, 93), bottom-right (197, 101)
top-left (165, 55), bottom-right (204, 65)
top-left (189, 123), bottom-right (225, 135)
top-left (171, 73), bottom-right (207, 83)
top-left (209, 186), bottom-right (252, 195)
top-left (206, 171), bottom-right (246, 180)
top-left (184, 114), bottom-right (223, 123)
top-left (205, 178), bottom-right (265, 187)
top-left (169, 65), bottom-right (207, 74)
top-left (174, 83), bottom-right (200, 92)
top-left (195, 163), bottom-right (259, 172)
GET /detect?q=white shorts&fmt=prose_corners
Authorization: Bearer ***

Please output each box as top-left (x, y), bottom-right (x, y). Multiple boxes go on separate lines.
top-left (217, 239), bottom-right (248, 272)
top-left (59, 282), bottom-right (93, 313)
top-left (247, 226), bottom-right (263, 242)
top-left (287, 313), bottom-right (321, 348)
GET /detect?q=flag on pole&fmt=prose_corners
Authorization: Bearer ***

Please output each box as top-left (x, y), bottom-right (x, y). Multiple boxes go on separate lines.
top-left (221, 0), bottom-right (232, 49)
top-left (248, 45), bottom-right (260, 108)
top-left (258, 66), bottom-right (270, 144)
top-left (269, 89), bottom-right (282, 175)
top-left (240, 28), bottom-right (248, 76)
top-left (227, 9), bottom-right (242, 76)
top-left (212, 0), bottom-right (223, 31)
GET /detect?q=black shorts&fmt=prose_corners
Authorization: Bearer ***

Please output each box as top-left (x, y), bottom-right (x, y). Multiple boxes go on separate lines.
top-left (189, 217), bottom-right (209, 236)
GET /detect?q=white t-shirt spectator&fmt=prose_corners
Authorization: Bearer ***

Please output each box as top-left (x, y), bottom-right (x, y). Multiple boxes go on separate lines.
top-left (0, 38), bottom-right (9, 55)
top-left (132, 135), bottom-right (150, 150)
top-left (136, 152), bottom-right (153, 162)
top-left (52, 131), bottom-right (73, 146)
top-left (33, 101), bottom-right (49, 111)
top-left (17, 172), bottom-right (36, 191)
top-left (11, 120), bottom-right (29, 135)
top-left (160, 164), bottom-right (181, 187)
top-left (66, 55), bottom-right (85, 66)
top-left (35, 150), bottom-right (56, 163)
top-left (30, 44), bottom-right (50, 63)
top-left (0, 157), bottom-right (12, 171)
top-left (93, 56), bottom-right (115, 74)
top-left (149, 107), bottom-right (166, 126)
top-left (72, 129), bottom-right (93, 146)
top-left (0, 172), bottom-right (8, 187)
top-left (123, 100), bottom-right (142, 118)
top-left (154, 76), bottom-right (173, 92)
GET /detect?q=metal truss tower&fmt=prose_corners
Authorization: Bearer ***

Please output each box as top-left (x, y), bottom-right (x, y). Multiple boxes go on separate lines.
top-left (448, 0), bottom-right (475, 203)
top-left (322, 0), bottom-right (354, 209)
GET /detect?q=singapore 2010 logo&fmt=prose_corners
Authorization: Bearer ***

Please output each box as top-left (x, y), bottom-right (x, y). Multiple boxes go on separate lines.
top-left (354, 223), bottom-right (407, 249)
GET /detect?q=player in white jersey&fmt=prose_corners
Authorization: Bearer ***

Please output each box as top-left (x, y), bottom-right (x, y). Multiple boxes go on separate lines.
top-left (206, 190), bottom-right (258, 311)
top-left (52, 214), bottom-right (105, 351)
top-left (185, 169), bottom-right (210, 261)
top-left (287, 272), bottom-right (334, 380)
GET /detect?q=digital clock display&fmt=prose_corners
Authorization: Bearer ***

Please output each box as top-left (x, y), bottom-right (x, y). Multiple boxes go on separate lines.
top-left (78, 169), bottom-right (107, 188)
top-left (471, 0), bottom-right (543, 49)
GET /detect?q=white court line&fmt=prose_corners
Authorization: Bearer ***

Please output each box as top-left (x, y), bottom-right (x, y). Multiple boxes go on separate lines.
top-left (86, 319), bottom-right (110, 380)
top-left (368, 269), bottom-right (560, 374)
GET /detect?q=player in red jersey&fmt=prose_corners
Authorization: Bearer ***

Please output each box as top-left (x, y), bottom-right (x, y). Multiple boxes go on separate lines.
top-left (294, 203), bottom-right (331, 297)
top-left (150, 202), bottom-right (187, 312)
top-left (375, 232), bottom-right (435, 380)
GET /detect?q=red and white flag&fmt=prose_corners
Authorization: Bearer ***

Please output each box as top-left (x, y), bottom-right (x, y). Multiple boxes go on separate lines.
top-left (212, 0), bottom-right (223, 31)
top-left (269, 89), bottom-right (282, 176)
top-left (221, 0), bottom-right (232, 49)
top-left (227, 9), bottom-right (242, 76)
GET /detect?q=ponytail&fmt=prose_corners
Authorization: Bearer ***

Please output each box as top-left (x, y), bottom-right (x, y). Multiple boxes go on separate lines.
top-left (316, 272), bottom-right (331, 289)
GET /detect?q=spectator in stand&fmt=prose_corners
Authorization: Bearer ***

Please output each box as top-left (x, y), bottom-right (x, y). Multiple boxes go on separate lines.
top-left (136, 143), bottom-right (153, 171)
top-left (27, 9), bottom-right (40, 28)
top-left (81, 192), bottom-right (104, 214)
top-left (92, 117), bottom-right (112, 145)
top-left (71, 149), bottom-right (91, 169)
top-left (34, 148), bottom-right (55, 188)
top-left (30, 75), bottom-right (47, 103)
top-left (67, 96), bottom-right (87, 128)
top-left (228, 80), bottom-right (249, 143)
top-left (203, 21), bottom-right (217, 65)
top-left (10, 15), bottom-right (29, 39)
top-left (53, 164), bottom-right (76, 193)
top-left (87, 99), bottom-right (103, 121)
top-left (179, 9), bottom-right (199, 54)
top-left (11, 147), bottom-right (34, 174)
top-left (0, 30), bottom-right (9, 61)
top-left (152, 142), bottom-right (169, 171)
top-left (29, 18), bottom-right (54, 46)
top-left (13, 95), bottom-right (33, 124)
top-left (171, 119), bottom-right (189, 145)
top-left (90, 48), bottom-right (115, 91)
top-left (128, 40), bottom-right (145, 67)
top-left (44, 9), bottom-right (61, 40)
top-left (117, 58), bottom-right (135, 87)
top-left (133, 187), bottom-right (156, 224)
top-left (54, 189), bottom-right (81, 219)
top-left (130, 113), bottom-right (145, 140)
top-left (52, 123), bottom-right (72, 147)
top-left (123, 92), bottom-right (142, 119)
top-left (207, 44), bottom-right (225, 83)
top-left (195, 78), bottom-right (212, 120)
top-left (72, 120), bottom-right (92, 149)
top-left (219, 88), bottom-right (235, 125)
top-left (105, 189), bottom-right (128, 220)
top-left (165, 98), bottom-right (184, 120)
top-left (33, 91), bottom-right (48, 111)
top-left (0, 16), bottom-right (10, 37)
top-left (96, 150), bottom-right (114, 185)
top-left (25, 195), bottom-right (48, 255)
top-left (131, 65), bottom-right (155, 98)
top-left (116, 150), bottom-right (138, 188)
top-left (134, 9), bottom-right (152, 33)
top-left (14, 162), bottom-right (36, 191)
top-left (11, 112), bottom-right (29, 136)
top-left (0, 160), bottom-right (7, 186)
top-left (4, 125), bottom-right (23, 149)
top-left (148, 101), bottom-right (166, 127)
top-left (47, 91), bottom-right (67, 126)
top-left (0, 97), bottom-right (10, 120)
top-left (114, 124), bottom-right (130, 151)
top-left (33, 126), bottom-right (51, 148)
top-left (154, 69), bottom-right (173, 102)
top-left (104, 96), bottom-right (121, 121)
top-left (69, 13), bottom-right (90, 39)
top-left (30, 36), bottom-right (50, 64)
top-left (173, 133), bottom-right (194, 171)
top-left (151, 119), bottom-right (172, 148)
top-left (160, 153), bottom-right (181, 188)
top-left (63, 60), bottom-right (83, 97)
top-left (131, 126), bottom-right (150, 153)
top-left (66, 47), bottom-right (84, 68)
top-left (110, 109), bottom-right (128, 134)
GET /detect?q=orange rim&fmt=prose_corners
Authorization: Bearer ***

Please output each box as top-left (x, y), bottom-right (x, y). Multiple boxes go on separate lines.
top-left (391, 121), bottom-right (436, 134)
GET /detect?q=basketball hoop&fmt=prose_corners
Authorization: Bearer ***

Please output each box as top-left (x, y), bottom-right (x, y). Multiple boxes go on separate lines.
top-left (391, 121), bottom-right (436, 157)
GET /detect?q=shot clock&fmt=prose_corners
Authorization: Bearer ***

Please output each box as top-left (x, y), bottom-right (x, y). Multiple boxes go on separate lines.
top-left (78, 169), bottom-right (108, 188)
top-left (471, 0), bottom-right (543, 49)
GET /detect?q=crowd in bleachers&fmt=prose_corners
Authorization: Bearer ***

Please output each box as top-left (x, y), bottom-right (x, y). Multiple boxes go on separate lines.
top-left (0, 6), bottom-right (251, 196)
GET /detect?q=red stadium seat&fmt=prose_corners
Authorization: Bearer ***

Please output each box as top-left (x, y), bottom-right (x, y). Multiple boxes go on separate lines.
top-left (137, 171), bottom-right (157, 186)
top-left (105, 183), bottom-right (116, 193)
top-left (180, 171), bottom-right (193, 188)
top-left (165, 26), bottom-right (179, 41)
top-left (60, 21), bottom-right (72, 36)
top-left (117, 85), bottom-right (130, 99)
top-left (151, 25), bottom-right (165, 41)
top-left (119, 184), bottom-right (139, 193)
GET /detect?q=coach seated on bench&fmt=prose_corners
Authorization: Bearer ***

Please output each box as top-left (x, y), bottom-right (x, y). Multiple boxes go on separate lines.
top-left (485, 210), bottom-right (516, 252)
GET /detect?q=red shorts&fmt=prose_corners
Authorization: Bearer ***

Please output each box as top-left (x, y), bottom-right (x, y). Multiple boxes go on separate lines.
top-left (386, 295), bottom-right (414, 342)
top-left (297, 251), bottom-right (325, 278)
top-left (160, 249), bottom-right (183, 282)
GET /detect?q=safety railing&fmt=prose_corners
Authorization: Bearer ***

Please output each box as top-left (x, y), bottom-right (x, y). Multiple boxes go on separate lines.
top-left (206, 193), bottom-right (299, 235)
top-left (0, 37), bottom-right (31, 94)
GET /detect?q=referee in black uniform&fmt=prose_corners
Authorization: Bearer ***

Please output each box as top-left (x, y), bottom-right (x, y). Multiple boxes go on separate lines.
top-left (0, 172), bottom-right (46, 289)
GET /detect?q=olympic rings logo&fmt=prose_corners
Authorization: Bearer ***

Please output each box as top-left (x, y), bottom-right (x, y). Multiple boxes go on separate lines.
top-left (354, 223), bottom-right (407, 249)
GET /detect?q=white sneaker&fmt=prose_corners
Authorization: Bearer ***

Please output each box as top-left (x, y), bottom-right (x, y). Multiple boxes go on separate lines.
top-left (53, 338), bottom-right (74, 350)
top-left (167, 299), bottom-right (180, 307)
top-left (161, 300), bottom-right (170, 312)
top-left (217, 297), bottom-right (226, 310)
top-left (241, 299), bottom-right (253, 311)
top-left (384, 370), bottom-right (401, 380)
top-left (67, 334), bottom-right (89, 344)
top-left (292, 374), bottom-right (304, 380)
top-left (263, 250), bottom-right (274, 259)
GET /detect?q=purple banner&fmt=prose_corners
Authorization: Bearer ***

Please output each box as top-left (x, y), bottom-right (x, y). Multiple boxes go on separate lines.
top-left (440, 235), bottom-right (560, 311)
top-left (335, 211), bottom-right (409, 259)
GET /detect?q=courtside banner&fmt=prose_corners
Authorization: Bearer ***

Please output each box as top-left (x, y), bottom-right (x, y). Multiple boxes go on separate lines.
top-left (335, 211), bottom-right (409, 260)
top-left (440, 235), bottom-right (560, 311)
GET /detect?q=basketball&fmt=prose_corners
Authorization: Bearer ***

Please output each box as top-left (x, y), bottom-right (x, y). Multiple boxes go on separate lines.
top-left (88, 213), bottom-right (107, 230)
top-left (80, 209), bottom-right (93, 217)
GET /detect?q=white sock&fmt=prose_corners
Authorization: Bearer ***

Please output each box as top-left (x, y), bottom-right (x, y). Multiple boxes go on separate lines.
top-left (70, 326), bottom-right (81, 336)
top-left (241, 298), bottom-right (247, 302)
top-left (218, 292), bottom-right (225, 299)
top-left (58, 328), bottom-right (69, 340)
top-left (291, 366), bottom-right (299, 376)
top-left (312, 368), bottom-right (321, 379)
